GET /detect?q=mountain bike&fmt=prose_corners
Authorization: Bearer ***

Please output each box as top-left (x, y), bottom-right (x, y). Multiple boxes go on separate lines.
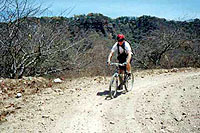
top-left (109, 62), bottom-right (134, 99)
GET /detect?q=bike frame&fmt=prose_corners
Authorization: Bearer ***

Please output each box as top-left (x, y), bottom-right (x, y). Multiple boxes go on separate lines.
top-left (110, 63), bottom-right (128, 89)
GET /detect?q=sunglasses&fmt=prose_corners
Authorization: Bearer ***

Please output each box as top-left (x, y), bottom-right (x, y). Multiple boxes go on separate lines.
top-left (118, 39), bottom-right (124, 42)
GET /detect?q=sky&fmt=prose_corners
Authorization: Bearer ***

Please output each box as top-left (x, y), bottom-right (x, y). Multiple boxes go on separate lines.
top-left (37, 0), bottom-right (200, 20)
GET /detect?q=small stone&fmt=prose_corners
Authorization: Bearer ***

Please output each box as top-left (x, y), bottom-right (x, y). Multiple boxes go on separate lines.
top-left (16, 93), bottom-right (22, 98)
top-left (171, 68), bottom-right (178, 72)
top-left (160, 129), bottom-right (165, 132)
top-left (42, 115), bottom-right (49, 118)
top-left (54, 89), bottom-right (62, 92)
top-left (182, 112), bottom-right (186, 115)
top-left (110, 121), bottom-right (115, 124)
top-left (59, 92), bottom-right (64, 95)
top-left (174, 117), bottom-right (179, 122)
top-left (15, 106), bottom-right (22, 109)
top-left (164, 70), bottom-right (169, 73)
top-left (53, 78), bottom-right (62, 83)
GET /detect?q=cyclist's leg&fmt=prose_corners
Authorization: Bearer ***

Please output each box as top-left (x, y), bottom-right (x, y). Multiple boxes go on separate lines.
top-left (117, 69), bottom-right (124, 90)
top-left (126, 57), bottom-right (132, 77)
top-left (126, 62), bottom-right (131, 73)
top-left (117, 54), bottom-right (126, 74)
top-left (118, 55), bottom-right (126, 89)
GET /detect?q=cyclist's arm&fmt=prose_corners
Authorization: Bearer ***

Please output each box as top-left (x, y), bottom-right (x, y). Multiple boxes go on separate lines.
top-left (125, 42), bottom-right (132, 63)
top-left (126, 51), bottom-right (132, 63)
top-left (108, 43), bottom-right (117, 64)
top-left (107, 51), bottom-right (114, 64)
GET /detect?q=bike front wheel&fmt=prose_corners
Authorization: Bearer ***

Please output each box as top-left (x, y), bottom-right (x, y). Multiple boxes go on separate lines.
top-left (125, 73), bottom-right (134, 92)
top-left (109, 74), bottom-right (119, 99)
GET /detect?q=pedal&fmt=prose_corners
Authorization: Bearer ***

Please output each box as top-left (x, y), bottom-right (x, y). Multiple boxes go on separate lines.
top-left (118, 85), bottom-right (123, 90)
top-left (127, 73), bottom-right (131, 80)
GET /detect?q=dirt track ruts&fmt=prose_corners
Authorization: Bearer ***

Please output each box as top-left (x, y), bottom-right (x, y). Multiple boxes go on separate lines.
top-left (0, 68), bottom-right (200, 133)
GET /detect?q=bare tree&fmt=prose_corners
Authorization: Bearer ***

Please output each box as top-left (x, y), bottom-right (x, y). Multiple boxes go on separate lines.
top-left (133, 27), bottom-right (187, 68)
top-left (0, 0), bottom-right (91, 78)
top-left (0, 0), bottom-right (45, 78)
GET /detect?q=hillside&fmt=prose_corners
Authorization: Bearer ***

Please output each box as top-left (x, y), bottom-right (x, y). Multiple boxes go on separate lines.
top-left (0, 13), bottom-right (200, 78)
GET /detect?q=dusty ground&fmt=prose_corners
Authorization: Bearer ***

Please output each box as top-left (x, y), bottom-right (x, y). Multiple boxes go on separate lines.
top-left (0, 68), bottom-right (200, 133)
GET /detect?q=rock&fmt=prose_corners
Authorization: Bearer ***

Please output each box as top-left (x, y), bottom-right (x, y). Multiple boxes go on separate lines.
top-left (174, 117), bottom-right (179, 122)
top-left (75, 88), bottom-right (82, 91)
top-left (16, 93), bottom-right (22, 98)
top-left (42, 115), bottom-right (49, 118)
top-left (150, 117), bottom-right (154, 120)
top-left (2, 87), bottom-right (8, 93)
top-left (182, 112), bottom-right (187, 118)
top-left (110, 121), bottom-right (115, 124)
top-left (54, 88), bottom-right (62, 92)
top-left (164, 70), bottom-right (169, 73)
top-left (59, 91), bottom-right (64, 95)
top-left (15, 106), bottom-right (22, 109)
top-left (53, 78), bottom-right (62, 83)
top-left (171, 68), bottom-right (179, 72)
top-left (174, 117), bottom-right (182, 122)
top-left (160, 129), bottom-right (165, 132)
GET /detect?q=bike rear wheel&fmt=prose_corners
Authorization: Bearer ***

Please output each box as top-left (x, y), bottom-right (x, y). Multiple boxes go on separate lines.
top-left (109, 74), bottom-right (119, 98)
top-left (125, 73), bottom-right (134, 92)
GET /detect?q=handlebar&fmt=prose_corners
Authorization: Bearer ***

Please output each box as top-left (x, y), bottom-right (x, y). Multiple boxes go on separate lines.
top-left (110, 62), bottom-right (127, 67)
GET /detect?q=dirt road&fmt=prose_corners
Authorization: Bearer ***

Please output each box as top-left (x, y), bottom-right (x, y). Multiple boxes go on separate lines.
top-left (0, 68), bottom-right (200, 133)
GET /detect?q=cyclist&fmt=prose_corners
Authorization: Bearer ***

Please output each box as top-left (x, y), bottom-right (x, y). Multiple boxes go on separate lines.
top-left (107, 34), bottom-right (132, 76)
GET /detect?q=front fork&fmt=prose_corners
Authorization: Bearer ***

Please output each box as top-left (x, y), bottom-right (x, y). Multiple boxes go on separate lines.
top-left (114, 72), bottom-right (127, 90)
top-left (119, 73), bottom-right (128, 91)
top-left (118, 73), bottom-right (126, 89)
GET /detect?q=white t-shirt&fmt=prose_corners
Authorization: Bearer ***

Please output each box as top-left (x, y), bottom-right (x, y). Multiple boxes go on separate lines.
top-left (111, 41), bottom-right (132, 54)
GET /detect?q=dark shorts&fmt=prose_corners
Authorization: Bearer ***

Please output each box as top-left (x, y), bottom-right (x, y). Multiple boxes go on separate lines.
top-left (117, 53), bottom-right (132, 70)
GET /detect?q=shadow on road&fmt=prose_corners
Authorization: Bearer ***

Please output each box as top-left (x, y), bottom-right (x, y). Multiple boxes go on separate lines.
top-left (97, 90), bottom-right (126, 100)
top-left (96, 90), bottom-right (111, 100)
top-left (97, 90), bottom-right (109, 96)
